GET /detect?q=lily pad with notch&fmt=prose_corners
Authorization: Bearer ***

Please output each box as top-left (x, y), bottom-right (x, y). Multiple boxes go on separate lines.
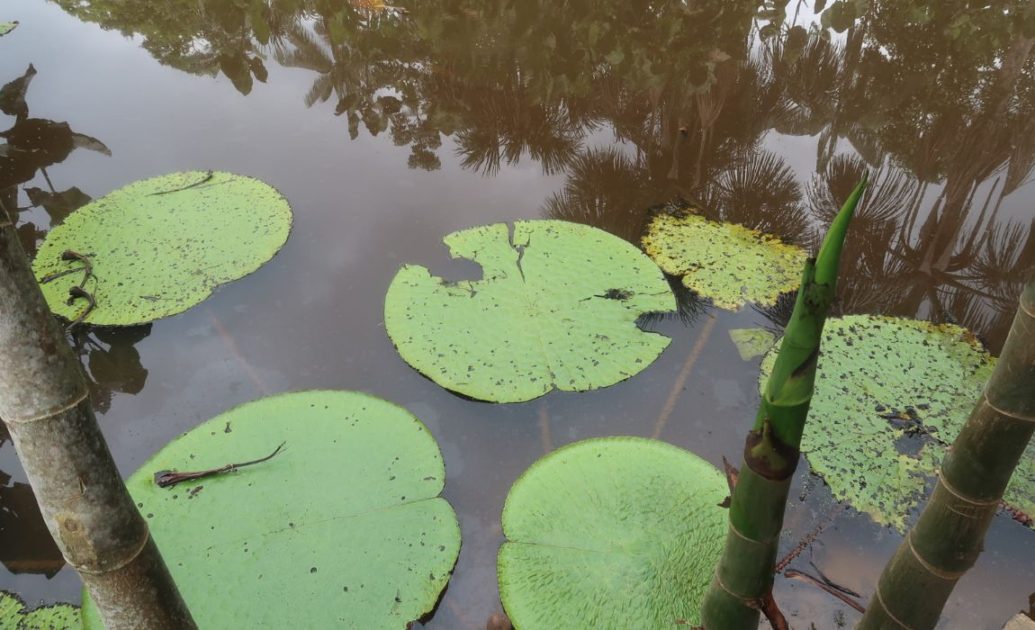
top-left (385, 220), bottom-right (676, 403)
top-left (760, 315), bottom-right (1034, 531)
top-left (642, 212), bottom-right (807, 311)
top-left (498, 437), bottom-right (728, 628)
top-left (80, 390), bottom-right (461, 629)
top-left (32, 171), bottom-right (292, 326)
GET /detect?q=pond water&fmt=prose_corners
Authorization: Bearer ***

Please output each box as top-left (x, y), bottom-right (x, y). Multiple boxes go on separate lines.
top-left (2, 0), bottom-right (1034, 627)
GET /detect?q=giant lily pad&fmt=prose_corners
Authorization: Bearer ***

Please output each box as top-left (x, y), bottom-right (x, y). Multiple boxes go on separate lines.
top-left (761, 315), bottom-right (1035, 531)
top-left (0, 22), bottom-right (17, 37)
top-left (385, 220), bottom-right (675, 403)
top-left (642, 212), bottom-right (807, 311)
top-left (498, 437), bottom-right (728, 628)
top-left (1, 591), bottom-right (78, 629)
top-left (32, 171), bottom-right (292, 326)
top-left (81, 391), bottom-right (461, 628)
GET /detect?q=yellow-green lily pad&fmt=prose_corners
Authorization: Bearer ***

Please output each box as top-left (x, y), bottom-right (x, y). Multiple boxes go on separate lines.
top-left (81, 391), bottom-right (461, 629)
top-left (33, 171), bottom-right (292, 326)
top-left (729, 327), bottom-right (777, 361)
top-left (0, 22), bottom-right (17, 37)
top-left (762, 315), bottom-right (1034, 531)
top-left (498, 437), bottom-right (728, 628)
top-left (1, 591), bottom-right (78, 629)
top-left (385, 220), bottom-right (676, 403)
top-left (642, 212), bottom-right (807, 311)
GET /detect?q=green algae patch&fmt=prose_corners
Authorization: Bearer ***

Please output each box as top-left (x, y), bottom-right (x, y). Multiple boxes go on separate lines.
top-left (729, 327), bottom-right (777, 361)
top-left (33, 171), bottom-right (292, 326)
top-left (642, 213), bottom-right (806, 311)
top-left (1, 591), bottom-right (78, 629)
top-left (0, 22), bottom-right (17, 37)
top-left (498, 437), bottom-right (728, 628)
top-left (81, 391), bottom-right (460, 629)
top-left (385, 220), bottom-right (676, 403)
top-left (761, 315), bottom-right (1034, 531)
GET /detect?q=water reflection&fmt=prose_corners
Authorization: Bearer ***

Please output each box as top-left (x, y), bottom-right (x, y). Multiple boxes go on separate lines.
top-left (11, 0), bottom-right (1035, 622)
top-left (0, 470), bottom-right (65, 578)
top-left (0, 62), bottom-right (153, 580)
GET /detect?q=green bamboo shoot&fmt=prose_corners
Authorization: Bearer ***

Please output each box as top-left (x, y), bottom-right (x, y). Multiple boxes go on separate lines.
top-left (0, 208), bottom-right (196, 628)
top-left (700, 177), bottom-right (867, 629)
top-left (858, 278), bottom-right (1035, 630)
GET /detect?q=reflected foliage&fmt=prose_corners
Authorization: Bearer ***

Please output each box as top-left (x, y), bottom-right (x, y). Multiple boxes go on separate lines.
top-left (0, 470), bottom-right (65, 578)
top-left (45, 0), bottom-right (1035, 348)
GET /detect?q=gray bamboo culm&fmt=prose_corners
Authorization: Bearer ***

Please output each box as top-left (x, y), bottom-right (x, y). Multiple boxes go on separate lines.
top-left (858, 278), bottom-right (1035, 630)
top-left (0, 209), bottom-right (195, 628)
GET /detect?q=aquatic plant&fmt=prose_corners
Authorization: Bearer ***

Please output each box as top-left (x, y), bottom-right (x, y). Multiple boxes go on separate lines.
top-left (32, 171), bottom-right (292, 327)
top-left (81, 391), bottom-right (461, 629)
top-left (497, 437), bottom-right (727, 628)
top-left (0, 590), bottom-right (78, 628)
top-left (699, 177), bottom-right (865, 629)
top-left (385, 220), bottom-right (675, 402)
top-left (759, 315), bottom-right (1035, 531)
top-left (642, 212), bottom-right (807, 311)
top-left (859, 278), bottom-right (1035, 629)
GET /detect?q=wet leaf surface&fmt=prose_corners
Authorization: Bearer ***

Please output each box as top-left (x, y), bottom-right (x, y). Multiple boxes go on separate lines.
top-left (642, 212), bottom-right (807, 311)
top-left (80, 390), bottom-right (461, 629)
top-left (385, 220), bottom-right (675, 402)
top-left (32, 171), bottom-right (292, 326)
top-left (761, 315), bottom-right (1034, 531)
top-left (498, 437), bottom-right (727, 628)
top-left (0, 591), bottom-right (78, 629)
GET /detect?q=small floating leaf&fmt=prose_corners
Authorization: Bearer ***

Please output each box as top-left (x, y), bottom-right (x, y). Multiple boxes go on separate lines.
top-left (80, 391), bottom-right (461, 629)
top-left (0, 22), bottom-right (17, 37)
top-left (498, 437), bottom-right (728, 628)
top-left (761, 315), bottom-right (1034, 531)
top-left (385, 220), bottom-right (675, 403)
top-left (729, 327), bottom-right (777, 361)
top-left (642, 212), bottom-right (807, 311)
top-left (1, 591), bottom-right (78, 629)
top-left (33, 171), bottom-right (292, 326)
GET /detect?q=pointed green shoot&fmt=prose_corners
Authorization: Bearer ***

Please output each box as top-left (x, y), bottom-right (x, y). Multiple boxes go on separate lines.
top-left (754, 175), bottom-right (867, 446)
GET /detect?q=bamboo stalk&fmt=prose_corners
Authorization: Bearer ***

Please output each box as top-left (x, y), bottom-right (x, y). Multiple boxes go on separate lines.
top-left (858, 278), bottom-right (1035, 630)
top-left (0, 211), bottom-right (195, 628)
top-left (699, 177), bottom-right (866, 629)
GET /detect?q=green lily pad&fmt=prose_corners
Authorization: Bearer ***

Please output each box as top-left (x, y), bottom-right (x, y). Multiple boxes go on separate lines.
top-left (729, 327), bottom-right (777, 361)
top-left (642, 212), bottom-right (807, 311)
top-left (81, 391), bottom-right (461, 629)
top-left (32, 171), bottom-right (292, 326)
top-left (761, 315), bottom-right (1034, 531)
top-left (498, 437), bottom-right (728, 628)
top-left (0, 22), bottom-right (17, 37)
top-left (1, 591), bottom-right (78, 629)
top-left (385, 220), bottom-right (675, 403)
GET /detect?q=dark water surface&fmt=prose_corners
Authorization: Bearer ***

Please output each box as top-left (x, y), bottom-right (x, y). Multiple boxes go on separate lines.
top-left (2, 0), bottom-right (1035, 627)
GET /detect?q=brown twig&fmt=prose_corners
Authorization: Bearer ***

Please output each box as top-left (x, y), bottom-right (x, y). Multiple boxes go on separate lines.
top-left (153, 442), bottom-right (286, 488)
top-left (775, 503), bottom-right (845, 573)
top-left (65, 286), bottom-right (96, 332)
top-left (760, 590), bottom-right (789, 630)
top-left (149, 170), bottom-right (215, 196)
top-left (784, 569), bottom-right (865, 614)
